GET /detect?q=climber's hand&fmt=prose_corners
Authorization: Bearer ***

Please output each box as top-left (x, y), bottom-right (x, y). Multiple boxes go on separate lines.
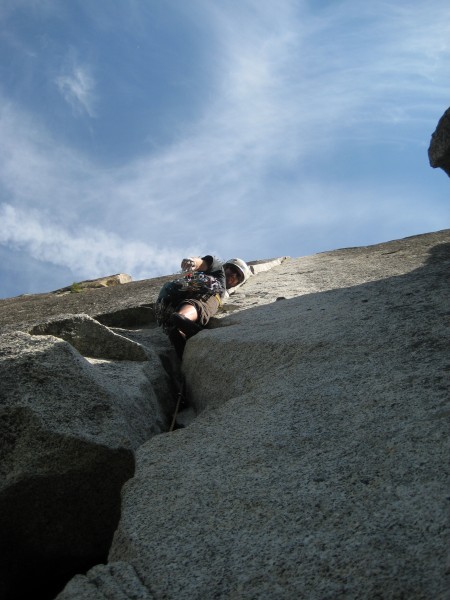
top-left (181, 257), bottom-right (201, 272)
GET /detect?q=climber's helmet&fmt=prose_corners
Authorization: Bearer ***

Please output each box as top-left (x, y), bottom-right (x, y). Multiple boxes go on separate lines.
top-left (224, 258), bottom-right (250, 289)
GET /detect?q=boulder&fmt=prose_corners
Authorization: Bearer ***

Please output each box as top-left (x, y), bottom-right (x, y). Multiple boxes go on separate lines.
top-left (58, 230), bottom-right (450, 599)
top-left (29, 314), bottom-right (148, 361)
top-left (0, 326), bottom-right (174, 600)
top-left (428, 106), bottom-right (450, 176)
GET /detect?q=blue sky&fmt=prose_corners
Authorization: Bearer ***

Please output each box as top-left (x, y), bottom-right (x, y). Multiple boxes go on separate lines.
top-left (0, 0), bottom-right (448, 298)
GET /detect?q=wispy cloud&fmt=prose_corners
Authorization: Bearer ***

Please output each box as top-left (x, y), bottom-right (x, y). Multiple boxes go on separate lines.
top-left (55, 63), bottom-right (97, 117)
top-left (0, 203), bottom-right (186, 279)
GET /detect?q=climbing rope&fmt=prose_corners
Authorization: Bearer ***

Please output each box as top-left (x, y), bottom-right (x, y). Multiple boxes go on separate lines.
top-left (169, 380), bottom-right (186, 432)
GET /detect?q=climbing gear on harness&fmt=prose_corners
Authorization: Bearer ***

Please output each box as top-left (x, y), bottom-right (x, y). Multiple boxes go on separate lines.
top-left (177, 271), bottom-right (222, 296)
top-left (155, 272), bottom-right (222, 332)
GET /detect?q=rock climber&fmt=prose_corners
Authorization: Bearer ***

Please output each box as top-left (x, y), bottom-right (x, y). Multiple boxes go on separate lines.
top-left (156, 255), bottom-right (251, 357)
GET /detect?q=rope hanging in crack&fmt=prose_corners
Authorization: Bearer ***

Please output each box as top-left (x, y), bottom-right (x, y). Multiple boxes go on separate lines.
top-left (169, 379), bottom-right (186, 432)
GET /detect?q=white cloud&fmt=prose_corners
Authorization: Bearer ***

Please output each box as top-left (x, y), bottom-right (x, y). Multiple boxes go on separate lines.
top-left (0, 203), bottom-right (186, 280)
top-left (56, 64), bottom-right (97, 117)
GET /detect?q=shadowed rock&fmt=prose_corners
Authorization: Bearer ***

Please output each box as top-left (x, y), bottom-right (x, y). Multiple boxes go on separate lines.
top-left (0, 330), bottom-right (171, 599)
top-left (95, 305), bottom-right (155, 328)
top-left (429, 106), bottom-right (450, 176)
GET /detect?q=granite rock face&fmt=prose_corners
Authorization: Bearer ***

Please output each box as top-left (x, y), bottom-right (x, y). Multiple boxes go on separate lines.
top-left (429, 106), bottom-right (450, 176)
top-left (57, 230), bottom-right (450, 600)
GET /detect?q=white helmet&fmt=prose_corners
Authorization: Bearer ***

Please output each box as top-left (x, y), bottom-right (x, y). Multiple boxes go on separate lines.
top-left (224, 258), bottom-right (251, 285)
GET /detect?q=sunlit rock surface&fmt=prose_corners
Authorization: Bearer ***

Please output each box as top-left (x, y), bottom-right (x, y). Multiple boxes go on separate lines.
top-left (52, 273), bottom-right (133, 295)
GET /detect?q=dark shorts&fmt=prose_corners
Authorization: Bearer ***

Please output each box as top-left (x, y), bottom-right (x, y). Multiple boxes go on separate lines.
top-left (176, 295), bottom-right (221, 326)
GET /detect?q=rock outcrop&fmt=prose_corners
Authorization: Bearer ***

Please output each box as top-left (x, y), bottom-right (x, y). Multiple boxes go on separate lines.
top-left (0, 325), bottom-right (175, 599)
top-left (0, 234), bottom-right (449, 599)
top-left (53, 274), bottom-right (133, 295)
top-left (429, 106), bottom-right (450, 176)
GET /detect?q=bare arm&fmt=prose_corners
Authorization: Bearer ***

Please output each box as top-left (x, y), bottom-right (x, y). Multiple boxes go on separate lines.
top-left (181, 257), bottom-right (211, 272)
